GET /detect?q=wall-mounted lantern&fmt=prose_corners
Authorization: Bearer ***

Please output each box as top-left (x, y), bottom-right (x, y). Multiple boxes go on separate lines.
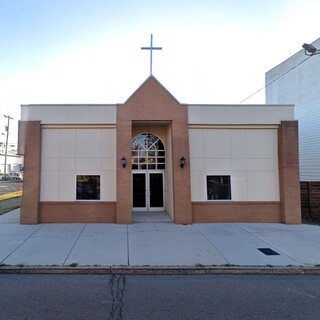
top-left (180, 156), bottom-right (186, 168)
top-left (121, 156), bottom-right (127, 168)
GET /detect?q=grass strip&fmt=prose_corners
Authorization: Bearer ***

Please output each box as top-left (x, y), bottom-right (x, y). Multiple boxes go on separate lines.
top-left (0, 204), bottom-right (21, 216)
top-left (0, 191), bottom-right (22, 215)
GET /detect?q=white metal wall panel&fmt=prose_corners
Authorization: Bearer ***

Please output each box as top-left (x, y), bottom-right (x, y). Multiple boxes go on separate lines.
top-left (266, 37), bottom-right (320, 181)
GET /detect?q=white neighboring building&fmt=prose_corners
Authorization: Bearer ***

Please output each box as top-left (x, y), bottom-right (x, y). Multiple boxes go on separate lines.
top-left (0, 142), bottom-right (23, 174)
top-left (266, 37), bottom-right (320, 181)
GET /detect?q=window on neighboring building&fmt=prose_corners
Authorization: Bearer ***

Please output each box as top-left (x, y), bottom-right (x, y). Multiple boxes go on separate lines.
top-left (76, 175), bottom-right (100, 200)
top-left (207, 175), bottom-right (231, 200)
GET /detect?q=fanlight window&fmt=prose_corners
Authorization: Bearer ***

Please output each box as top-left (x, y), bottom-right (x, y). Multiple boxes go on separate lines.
top-left (132, 133), bottom-right (165, 170)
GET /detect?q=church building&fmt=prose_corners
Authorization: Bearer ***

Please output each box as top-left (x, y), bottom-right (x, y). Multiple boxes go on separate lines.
top-left (18, 76), bottom-right (301, 224)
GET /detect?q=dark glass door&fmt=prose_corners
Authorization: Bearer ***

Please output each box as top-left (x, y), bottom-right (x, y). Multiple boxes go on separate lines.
top-left (132, 172), bottom-right (164, 210)
top-left (132, 173), bottom-right (146, 208)
top-left (150, 173), bottom-right (164, 208)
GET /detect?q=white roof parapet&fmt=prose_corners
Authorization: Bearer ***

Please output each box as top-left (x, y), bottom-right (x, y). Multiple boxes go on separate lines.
top-left (21, 104), bottom-right (117, 124)
top-left (188, 104), bottom-right (295, 125)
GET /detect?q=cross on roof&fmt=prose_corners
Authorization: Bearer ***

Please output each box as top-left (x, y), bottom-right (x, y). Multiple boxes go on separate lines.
top-left (141, 34), bottom-right (162, 75)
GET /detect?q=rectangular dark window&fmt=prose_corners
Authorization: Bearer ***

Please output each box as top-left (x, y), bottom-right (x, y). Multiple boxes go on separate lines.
top-left (76, 175), bottom-right (100, 200)
top-left (207, 175), bottom-right (231, 200)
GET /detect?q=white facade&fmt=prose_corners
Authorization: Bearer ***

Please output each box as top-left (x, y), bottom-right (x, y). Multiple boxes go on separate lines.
top-left (21, 104), bottom-right (117, 202)
top-left (189, 127), bottom-right (279, 201)
top-left (40, 127), bottom-right (116, 201)
top-left (266, 37), bottom-right (320, 181)
top-left (188, 104), bottom-right (293, 202)
top-left (21, 103), bottom-right (293, 204)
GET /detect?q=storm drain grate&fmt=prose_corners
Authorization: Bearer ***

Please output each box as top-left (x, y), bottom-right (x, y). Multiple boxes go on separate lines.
top-left (258, 248), bottom-right (280, 256)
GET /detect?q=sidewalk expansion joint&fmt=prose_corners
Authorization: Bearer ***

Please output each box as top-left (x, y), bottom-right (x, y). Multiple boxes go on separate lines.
top-left (62, 223), bottom-right (87, 266)
top-left (126, 225), bottom-right (130, 266)
top-left (0, 224), bottom-right (46, 264)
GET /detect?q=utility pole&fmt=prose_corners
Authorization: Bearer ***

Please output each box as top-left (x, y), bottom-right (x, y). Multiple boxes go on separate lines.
top-left (3, 114), bottom-right (13, 180)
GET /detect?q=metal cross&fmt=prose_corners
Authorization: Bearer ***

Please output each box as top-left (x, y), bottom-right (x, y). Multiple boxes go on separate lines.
top-left (141, 34), bottom-right (162, 75)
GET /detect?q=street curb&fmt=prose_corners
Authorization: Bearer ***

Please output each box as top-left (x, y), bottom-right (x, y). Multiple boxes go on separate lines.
top-left (1, 265), bottom-right (320, 275)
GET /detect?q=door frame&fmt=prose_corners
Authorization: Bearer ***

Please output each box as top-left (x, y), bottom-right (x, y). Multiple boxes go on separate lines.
top-left (132, 170), bottom-right (165, 212)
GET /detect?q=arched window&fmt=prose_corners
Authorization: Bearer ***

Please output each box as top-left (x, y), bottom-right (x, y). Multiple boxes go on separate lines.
top-left (132, 133), bottom-right (165, 170)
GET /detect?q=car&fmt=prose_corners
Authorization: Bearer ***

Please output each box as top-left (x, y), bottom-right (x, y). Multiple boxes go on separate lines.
top-left (1, 172), bottom-right (23, 180)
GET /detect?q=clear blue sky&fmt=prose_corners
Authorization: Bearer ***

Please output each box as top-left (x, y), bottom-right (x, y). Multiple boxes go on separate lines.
top-left (1, 0), bottom-right (320, 140)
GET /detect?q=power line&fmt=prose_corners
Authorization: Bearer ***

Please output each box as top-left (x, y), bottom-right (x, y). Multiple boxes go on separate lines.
top-left (239, 55), bottom-right (312, 104)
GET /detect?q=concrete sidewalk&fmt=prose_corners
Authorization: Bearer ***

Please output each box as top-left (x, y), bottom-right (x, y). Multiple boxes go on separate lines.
top-left (1, 209), bottom-right (320, 267)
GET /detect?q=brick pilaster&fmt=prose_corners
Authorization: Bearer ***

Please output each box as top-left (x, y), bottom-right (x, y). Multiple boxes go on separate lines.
top-left (116, 76), bottom-right (192, 224)
top-left (20, 121), bottom-right (41, 224)
top-left (278, 121), bottom-right (301, 224)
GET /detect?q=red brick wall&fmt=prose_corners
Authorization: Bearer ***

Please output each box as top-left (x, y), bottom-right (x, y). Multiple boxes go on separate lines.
top-left (192, 201), bottom-right (281, 223)
top-left (278, 121), bottom-right (301, 223)
top-left (40, 202), bottom-right (116, 223)
top-left (116, 76), bottom-right (192, 224)
top-left (20, 121), bottom-right (41, 224)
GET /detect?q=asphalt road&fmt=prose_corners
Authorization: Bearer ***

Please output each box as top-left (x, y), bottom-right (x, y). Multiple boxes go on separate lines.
top-left (0, 274), bottom-right (319, 320)
top-left (0, 180), bottom-right (23, 195)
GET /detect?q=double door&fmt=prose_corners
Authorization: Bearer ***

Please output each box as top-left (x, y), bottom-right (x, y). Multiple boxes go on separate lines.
top-left (132, 171), bottom-right (164, 211)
